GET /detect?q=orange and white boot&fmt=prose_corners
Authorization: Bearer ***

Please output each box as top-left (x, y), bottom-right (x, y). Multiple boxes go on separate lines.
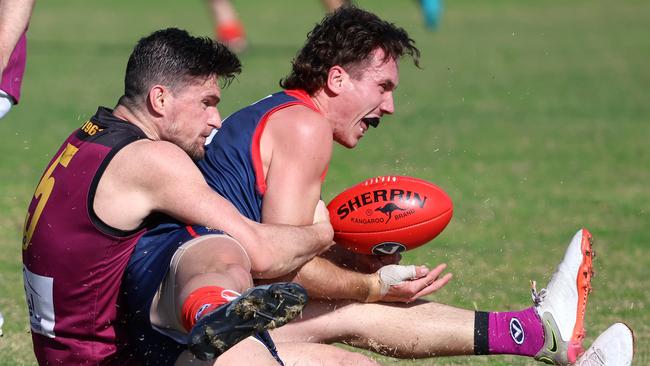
top-left (533, 228), bottom-right (595, 365)
top-left (575, 323), bottom-right (634, 366)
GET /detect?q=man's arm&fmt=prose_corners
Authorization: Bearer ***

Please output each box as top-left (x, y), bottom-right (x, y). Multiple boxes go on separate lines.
top-left (94, 139), bottom-right (333, 278)
top-left (276, 256), bottom-right (452, 302)
top-left (260, 106), bottom-right (332, 223)
top-left (0, 0), bottom-right (35, 72)
top-left (260, 107), bottom-right (451, 302)
top-left (260, 107), bottom-right (378, 300)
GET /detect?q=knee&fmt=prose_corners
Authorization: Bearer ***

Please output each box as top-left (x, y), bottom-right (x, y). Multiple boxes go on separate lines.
top-left (207, 237), bottom-right (252, 272)
top-left (224, 263), bottom-right (253, 291)
top-left (175, 237), bottom-right (253, 291)
top-left (182, 236), bottom-right (252, 273)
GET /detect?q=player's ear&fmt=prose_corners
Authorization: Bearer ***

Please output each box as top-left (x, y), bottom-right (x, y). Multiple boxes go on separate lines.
top-left (148, 85), bottom-right (167, 116)
top-left (326, 65), bottom-right (348, 95)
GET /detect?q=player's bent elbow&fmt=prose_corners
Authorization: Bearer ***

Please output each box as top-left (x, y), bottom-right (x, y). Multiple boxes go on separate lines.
top-left (248, 255), bottom-right (274, 277)
top-left (247, 249), bottom-right (288, 278)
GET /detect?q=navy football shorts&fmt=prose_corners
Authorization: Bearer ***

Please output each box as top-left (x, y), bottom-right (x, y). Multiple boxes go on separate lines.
top-left (123, 223), bottom-right (224, 365)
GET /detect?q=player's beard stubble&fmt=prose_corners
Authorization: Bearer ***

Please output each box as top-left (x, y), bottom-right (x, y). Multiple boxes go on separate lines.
top-left (166, 121), bottom-right (206, 161)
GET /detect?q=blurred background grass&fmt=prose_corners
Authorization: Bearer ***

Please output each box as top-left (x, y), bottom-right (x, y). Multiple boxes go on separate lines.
top-left (0, 0), bottom-right (648, 364)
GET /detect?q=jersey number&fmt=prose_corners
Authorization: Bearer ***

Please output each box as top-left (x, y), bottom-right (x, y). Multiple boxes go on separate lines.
top-left (23, 143), bottom-right (79, 250)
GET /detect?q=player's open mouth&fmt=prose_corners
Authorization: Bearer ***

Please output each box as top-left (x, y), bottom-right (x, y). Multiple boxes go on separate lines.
top-left (359, 120), bottom-right (368, 134)
top-left (362, 117), bottom-right (381, 128)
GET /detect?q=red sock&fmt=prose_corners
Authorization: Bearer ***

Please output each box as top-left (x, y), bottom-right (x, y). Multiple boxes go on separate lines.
top-left (180, 286), bottom-right (240, 331)
top-left (216, 21), bottom-right (245, 42)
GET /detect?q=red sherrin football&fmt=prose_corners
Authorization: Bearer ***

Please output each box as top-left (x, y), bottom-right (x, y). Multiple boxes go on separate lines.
top-left (327, 176), bottom-right (453, 255)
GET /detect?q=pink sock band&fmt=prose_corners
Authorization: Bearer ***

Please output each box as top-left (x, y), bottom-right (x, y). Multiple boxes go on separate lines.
top-left (487, 307), bottom-right (545, 357)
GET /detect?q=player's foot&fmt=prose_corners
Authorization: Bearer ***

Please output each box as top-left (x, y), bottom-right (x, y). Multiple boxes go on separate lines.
top-left (575, 323), bottom-right (634, 366)
top-left (188, 282), bottom-right (307, 361)
top-left (533, 228), bottom-right (594, 365)
top-left (216, 21), bottom-right (248, 54)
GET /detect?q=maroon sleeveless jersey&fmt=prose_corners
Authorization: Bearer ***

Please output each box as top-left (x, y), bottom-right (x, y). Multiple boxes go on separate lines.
top-left (22, 107), bottom-right (149, 365)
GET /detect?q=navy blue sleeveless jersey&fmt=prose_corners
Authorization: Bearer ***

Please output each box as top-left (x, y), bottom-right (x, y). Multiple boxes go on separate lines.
top-left (123, 90), bottom-right (322, 365)
top-left (198, 89), bottom-right (320, 221)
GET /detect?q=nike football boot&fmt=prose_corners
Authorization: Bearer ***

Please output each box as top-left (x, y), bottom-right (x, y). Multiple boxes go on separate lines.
top-left (533, 229), bottom-right (595, 365)
top-left (188, 282), bottom-right (307, 361)
top-left (575, 323), bottom-right (634, 366)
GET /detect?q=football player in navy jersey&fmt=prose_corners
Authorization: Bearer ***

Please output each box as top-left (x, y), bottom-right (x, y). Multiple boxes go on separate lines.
top-left (126, 6), bottom-right (633, 366)
top-left (220, 7), bottom-right (627, 366)
top-left (22, 27), bottom-right (333, 366)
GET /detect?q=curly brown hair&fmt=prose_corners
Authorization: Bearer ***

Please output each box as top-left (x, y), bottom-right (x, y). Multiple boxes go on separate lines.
top-left (280, 6), bottom-right (420, 94)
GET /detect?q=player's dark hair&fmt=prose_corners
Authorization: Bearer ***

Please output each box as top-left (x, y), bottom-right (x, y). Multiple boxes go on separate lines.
top-left (119, 28), bottom-right (241, 108)
top-left (280, 6), bottom-right (420, 94)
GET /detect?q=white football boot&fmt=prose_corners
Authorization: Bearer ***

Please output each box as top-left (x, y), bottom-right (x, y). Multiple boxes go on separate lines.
top-left (574, 323), bottom-right (634, 366)
top-left (533, 229), bottom-right (595, 365)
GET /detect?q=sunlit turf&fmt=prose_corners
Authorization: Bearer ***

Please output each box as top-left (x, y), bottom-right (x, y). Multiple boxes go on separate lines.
top-left (0, 1), bottom-right (648, 365)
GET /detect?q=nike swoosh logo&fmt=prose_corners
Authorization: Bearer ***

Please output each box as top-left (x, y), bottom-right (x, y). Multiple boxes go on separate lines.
top-left (546, 320), bottom-right (558, 353)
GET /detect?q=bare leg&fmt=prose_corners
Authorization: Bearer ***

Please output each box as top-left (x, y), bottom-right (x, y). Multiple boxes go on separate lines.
top-left (271, 299), bottom-right (475, 358)
top-left (277, 342), bottom-right (380, 365)
top-left (151, 235), bottom-right (253, 332)
top-left (175, 337), bottom-right (279, 365)
top-left (209, 0), bottom-right (239, 25)
top-left (0, 0), bottom-right (35, 71)
top-left (175, 236), bottom-right (252, 307)
top-left (320, 0), bottom-right (350, 12)
top-left (207, 0), bottom-right (247, 53)
top-left (178, 340), bottom-right (381, 366)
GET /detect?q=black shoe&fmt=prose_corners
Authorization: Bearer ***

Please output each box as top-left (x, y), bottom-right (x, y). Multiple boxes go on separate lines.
top-left (188, 282), bottom-right (307, 361)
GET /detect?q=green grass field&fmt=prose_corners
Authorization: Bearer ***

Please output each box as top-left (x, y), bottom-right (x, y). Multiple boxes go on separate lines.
top-left (1, 1), bottom-right (648, 364)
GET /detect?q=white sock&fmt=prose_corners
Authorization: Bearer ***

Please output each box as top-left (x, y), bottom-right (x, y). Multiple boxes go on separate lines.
top-left (0, 89), bottom-right (15, 119)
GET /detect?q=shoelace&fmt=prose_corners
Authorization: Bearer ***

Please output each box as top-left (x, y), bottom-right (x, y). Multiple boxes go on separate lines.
top-left (530, 280), bottom-right (587, 342)
top-left (530, 280), bottom-right (547, 306)
top-left (578, 348), bottom-right (606, 366)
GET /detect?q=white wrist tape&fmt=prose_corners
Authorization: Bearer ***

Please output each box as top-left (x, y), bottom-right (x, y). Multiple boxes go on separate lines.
top-left (377, 264), bottom-right (416, 296)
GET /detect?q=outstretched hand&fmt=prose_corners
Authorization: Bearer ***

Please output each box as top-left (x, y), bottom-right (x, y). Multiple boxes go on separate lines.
top-left (368, 263), bottom-right (452, 303)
